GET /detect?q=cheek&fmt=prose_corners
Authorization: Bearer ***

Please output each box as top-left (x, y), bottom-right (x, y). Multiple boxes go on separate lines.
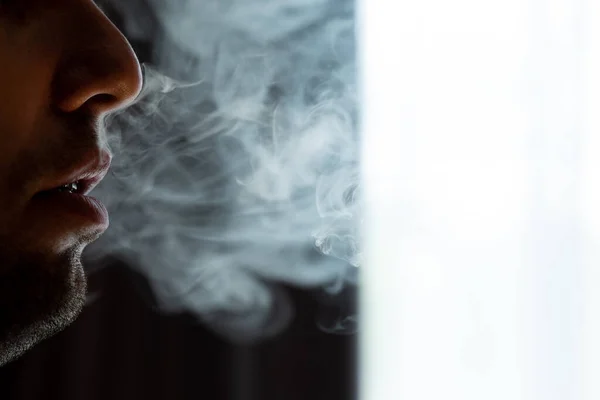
top-left (0, 42), bottom-right (56, 209)
top-left (0, 67), bottom-right (49, 135)
top-left (0, 19), bottom-right (58, 139)
top-left (0, 107), bottom-right (36, 213)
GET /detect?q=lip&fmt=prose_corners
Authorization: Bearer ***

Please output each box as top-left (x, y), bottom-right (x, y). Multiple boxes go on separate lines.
top-left (36, 150), bottom-right (112, 196)
top-left (32, 191), bottom-right (109, 230)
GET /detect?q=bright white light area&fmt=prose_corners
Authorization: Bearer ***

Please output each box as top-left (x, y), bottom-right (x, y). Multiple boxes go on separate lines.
top-left (360, 0), bottom-right (600, 399)
top-left (582, 1), bottom-right (600, 399)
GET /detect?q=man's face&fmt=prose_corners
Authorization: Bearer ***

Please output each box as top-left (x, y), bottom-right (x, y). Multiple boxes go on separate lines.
top-left (0, 0), bottom-right (142, 365)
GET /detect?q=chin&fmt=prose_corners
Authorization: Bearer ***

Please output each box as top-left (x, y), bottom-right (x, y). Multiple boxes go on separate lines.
top-left (0, 247), bottom-right (88, 366)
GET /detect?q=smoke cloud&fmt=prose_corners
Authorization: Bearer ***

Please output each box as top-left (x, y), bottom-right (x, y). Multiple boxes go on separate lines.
top-left (85, 0), bottom-right (360, 341)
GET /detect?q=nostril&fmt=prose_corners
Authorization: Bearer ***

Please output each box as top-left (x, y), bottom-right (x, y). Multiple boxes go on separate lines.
top-left (92, 93), bottom-right (116, 103)
top-left (80, 90), bottom-right (134, 116)
top-left (86, 93), bottom-right (118, 109)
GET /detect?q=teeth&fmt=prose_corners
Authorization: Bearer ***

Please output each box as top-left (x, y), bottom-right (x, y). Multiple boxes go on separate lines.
top-left (57, 181), bottom-right (79, 193)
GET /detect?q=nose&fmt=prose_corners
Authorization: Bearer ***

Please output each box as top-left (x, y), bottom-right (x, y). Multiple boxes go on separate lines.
top-left (51, 3), bottom-right (143, 116)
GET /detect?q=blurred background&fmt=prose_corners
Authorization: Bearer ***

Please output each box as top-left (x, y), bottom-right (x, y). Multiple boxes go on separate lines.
top-left (0, 1), bottom-right (359, 399)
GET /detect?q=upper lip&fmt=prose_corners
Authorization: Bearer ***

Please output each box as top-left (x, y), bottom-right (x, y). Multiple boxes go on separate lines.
top-left (36, 150), bottom-right (112, 196)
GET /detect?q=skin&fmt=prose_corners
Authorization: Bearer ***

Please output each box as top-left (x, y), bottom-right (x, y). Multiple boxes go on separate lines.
top-left (0, 0), bottom-right (142, 365)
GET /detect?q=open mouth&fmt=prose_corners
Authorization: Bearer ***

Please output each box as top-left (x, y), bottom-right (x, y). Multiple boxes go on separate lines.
top-left (36, 179), bottom-right (93, 197)
top-left (51, 181), bottom-right (82, 194)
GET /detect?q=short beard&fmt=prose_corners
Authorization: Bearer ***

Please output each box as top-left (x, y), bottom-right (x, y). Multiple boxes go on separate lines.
top-left (0, 246), bottom-right (87, 366)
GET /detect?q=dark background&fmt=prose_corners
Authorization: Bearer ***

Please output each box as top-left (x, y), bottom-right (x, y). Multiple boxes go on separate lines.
top-left (0, 3), bottom-right (357, 399)
top-left (0, 260), bottom-right (356, 400)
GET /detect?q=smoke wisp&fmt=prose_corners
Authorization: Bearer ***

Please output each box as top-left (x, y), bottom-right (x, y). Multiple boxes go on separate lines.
top-left (85, 0), bottom-right (360, 341)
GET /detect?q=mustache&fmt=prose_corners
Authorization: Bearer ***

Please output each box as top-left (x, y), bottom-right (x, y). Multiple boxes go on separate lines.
top-left (57, 111), bottom-right (112, 154)
top-left (19, 114), bottom-right (112, 197)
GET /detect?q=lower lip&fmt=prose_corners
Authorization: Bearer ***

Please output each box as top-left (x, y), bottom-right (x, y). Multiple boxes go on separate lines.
top-left (32, 191), bottom-right (109, 229)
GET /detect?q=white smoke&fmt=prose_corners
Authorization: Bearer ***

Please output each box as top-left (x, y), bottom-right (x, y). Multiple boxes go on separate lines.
top-left (85, 0), bottom-right (360, 341)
